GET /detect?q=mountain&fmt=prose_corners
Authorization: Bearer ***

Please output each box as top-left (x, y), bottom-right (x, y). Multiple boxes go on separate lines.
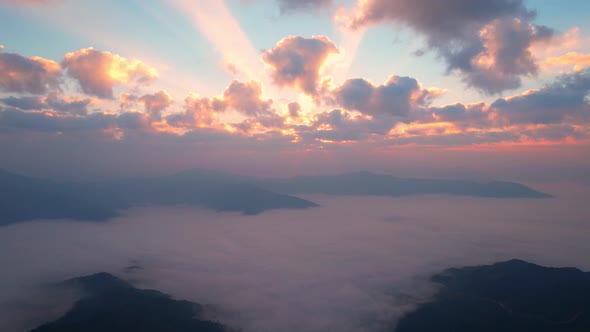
top-left (0, 170), bottom-right (130, 225)
top-left (0, 169), bottom-right (317, 226)
top-left (258, 171), bottom-right (552, 198)
top-left (394, 259), bottom-right (590, 331)
top-left (30, 273), bottom-right (228, 332)
top-left (0, 169), bottom-right (551, 225)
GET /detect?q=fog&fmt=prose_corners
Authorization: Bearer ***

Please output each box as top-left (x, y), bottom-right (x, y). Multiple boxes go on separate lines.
top-left (2, 184), bottom-right (590, 332)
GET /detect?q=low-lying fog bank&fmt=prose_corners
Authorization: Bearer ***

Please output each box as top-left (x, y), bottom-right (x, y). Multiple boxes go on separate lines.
top-left (1, 184), bottom-right (589, 332)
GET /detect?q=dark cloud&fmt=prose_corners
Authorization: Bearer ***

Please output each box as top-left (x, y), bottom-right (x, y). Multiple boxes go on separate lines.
top-left (275, 0), bottom-right (332, 13)
top-left (491, 69), bottom-right (590, 125)
top-left (348, 0), bottom-right (553, 94)
top-left (0, 108), bottom-right (114, 132)
top-left (0, 0), bottom-right (61, 5)
top-left (458, 18), bottom-right (553, 94)
top-left (287, 102), bottom-right (301, 118)
top-left (0, 49), bottom-right (61, 94)
top-left (333, 76), bottom-right (435, 117)
top-left (62, 48), bottom-right (157, 99)
top-left (0, 96), bottom-right (44, 110)
top-left (262, 36), bottom-right (338, 97)
top-left (426, 103), bottom-right (489, 129)
top-left (0, 91), bottom-right (91, 115)
top-left (350, 0), bottom-right (532, 38)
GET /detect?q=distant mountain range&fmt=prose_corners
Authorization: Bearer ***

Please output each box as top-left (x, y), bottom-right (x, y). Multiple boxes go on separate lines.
top-left (0, 169), bottom-right (551, 225)
top-left (0, 169), bottom-right (317, 226)
top-left (258, 171), bottom-right (552, 198)
top-left (30, 272), bottom-right (228, 332)
top-left (395, 259), bottom-right (590, 331)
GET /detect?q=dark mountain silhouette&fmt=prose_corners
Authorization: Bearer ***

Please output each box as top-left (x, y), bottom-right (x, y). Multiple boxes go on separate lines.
top-left (258, 171), bottom-right (552, 198)
top-left (30, 272), bottom-right (228, 332)
top-left (395, 259), bottom-right (590, 332)
top-left (0, 169), bottom-right (316, 225)
top-left (0, 170), bottom-right (130, 225)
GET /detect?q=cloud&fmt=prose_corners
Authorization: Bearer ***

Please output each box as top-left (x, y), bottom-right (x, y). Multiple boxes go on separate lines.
top-left (62, 48), bottom-right (158, 99)
top-left (223, 80), bottom-right (272, 116)
top-left (347, 0), bottom-right (554, 94)
top-left (262, 36), bottom-right (339, 97)
top-left (2, 191), bottom-right (589, 331)
top-left (0, 49), bottom-right (61, 94)
top-left (490, 69), bottom-right (590, 125)
top-left (287, 102), bottom-right (301, 118)
top-left (0, 0), bottom-right (60, 5)
top-left (332, 76), bottom-right (436, 117)
top-left (460, 18), bottom-right (553, 94)
top-left (0, 108), bottom-right (114, 132)
top-left (119, 93), bottom-right (138, 111)
top-left (138, 90), bottom-right (173, 119)
top-left (349, 0), bottom-right (531, 37)
top-left (304, 109), bottom-right (394, 141)
top-left (275, 0), bottom-right (332, 13)
top-left (543, 52), bottom-right (590, 72)
top-left (0, 107), bottom-right (157, 134)
top-left (426, 103), bottom-right (489, 129)
top-left (166, 93), bottom-right (224, 128)
top-left (0, 91), bottom-right (92, 115)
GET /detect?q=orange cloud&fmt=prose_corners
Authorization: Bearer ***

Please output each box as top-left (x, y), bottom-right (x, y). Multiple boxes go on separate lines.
top-left (62, 48), bottom-right (158, 99)
top-left (544, 52), bottom-right (590, 71)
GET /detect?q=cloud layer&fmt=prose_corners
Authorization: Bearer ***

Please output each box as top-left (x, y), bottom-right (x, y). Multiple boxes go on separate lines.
top-left (1, 191), bottom-right (589, 332)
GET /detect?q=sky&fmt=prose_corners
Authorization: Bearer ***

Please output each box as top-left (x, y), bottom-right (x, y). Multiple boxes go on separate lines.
top-left (1, 0), bottom-right (590, 180)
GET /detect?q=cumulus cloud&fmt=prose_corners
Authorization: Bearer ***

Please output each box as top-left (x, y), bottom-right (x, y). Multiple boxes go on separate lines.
top-left (223, 80), bottom-right (272, 116)
top-left (262, 36), bottom-right (339, 97)
top-left (166, 80), bottom-right (276, 130)
top-left (490, 68), bottom-right (590, 125)
top-left (460, 18), bottom-right (553, 94)
top-left (0, 49), bottom-right (61, 94)
top-left (333, 76), bottom-right (436, 117)
top-left (347, 0), bottom-right (553, 94)
top-left (0, 91), bottom-right (92, 115)
top-left (167, 93), bottom-right (224, 128)
top-left (62, 48), bottom-right (158, 99)
top-left (138, 90), bottom-right (173, 119)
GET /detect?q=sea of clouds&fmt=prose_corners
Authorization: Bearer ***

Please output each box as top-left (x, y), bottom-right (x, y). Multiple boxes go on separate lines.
top-left (1, 183), bottom-right (589, 332)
